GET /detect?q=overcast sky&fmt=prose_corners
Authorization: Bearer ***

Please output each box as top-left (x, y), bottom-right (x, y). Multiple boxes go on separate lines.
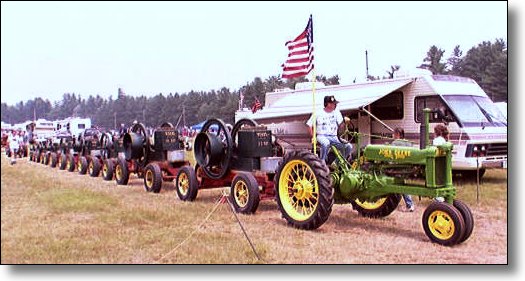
top-left (1, 1), bottom-right (508, 106)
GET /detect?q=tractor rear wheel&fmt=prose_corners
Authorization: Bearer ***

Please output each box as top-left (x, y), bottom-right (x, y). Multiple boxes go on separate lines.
top-left (351, 194), bottom-right (401, 218)
top-left (230, 172), bottom-right (260, 214)
top-left (89, 158), bottom-right (101, 177)
top-left (176, 166), bottom-right (198, 201)
top-left (422, 201), bottom-right (466, 246)
top-left (453, 199), bottom-right (474, 244)
top-left (115, 158), bottom-right (129, 185)
top-left (275, 150), bottom-right (333, 230)
top-left (102, 159), bottom-right (114, 181)
top-left (144, 163), bottom-right (163, 193)
top-left (78, 156), bottom-right (88, 175)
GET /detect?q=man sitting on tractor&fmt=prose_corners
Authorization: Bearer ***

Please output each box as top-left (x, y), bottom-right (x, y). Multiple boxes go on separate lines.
top-left (306, 95), bottom-right (353, 163)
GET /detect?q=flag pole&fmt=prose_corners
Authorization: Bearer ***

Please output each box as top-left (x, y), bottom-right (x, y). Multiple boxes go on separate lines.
top-left (312, 69), bottom-right (316, 154)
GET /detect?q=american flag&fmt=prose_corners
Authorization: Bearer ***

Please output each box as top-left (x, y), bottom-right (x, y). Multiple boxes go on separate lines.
top-left (281, 15), bottom-right (314, 79)
top-left (251, 97), bottom-right (262, 113)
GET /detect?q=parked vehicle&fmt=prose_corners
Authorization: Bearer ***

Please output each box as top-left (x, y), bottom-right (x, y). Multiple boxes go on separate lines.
top-left (236, 72), bottom-right (507, 177)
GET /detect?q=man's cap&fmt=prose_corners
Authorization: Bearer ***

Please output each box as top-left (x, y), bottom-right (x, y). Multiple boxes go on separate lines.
top-left (324, 95), bottom-right (339, 105)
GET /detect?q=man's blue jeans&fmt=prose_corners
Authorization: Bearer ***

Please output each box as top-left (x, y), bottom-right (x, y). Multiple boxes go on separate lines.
top-left (317, 135), bottom-right (353, 162)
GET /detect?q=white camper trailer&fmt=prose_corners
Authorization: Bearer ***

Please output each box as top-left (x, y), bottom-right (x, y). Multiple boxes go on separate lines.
top-left (54, 117), bottom-right (91, 139)
top-left (236, 73), bottom-right (507, 176)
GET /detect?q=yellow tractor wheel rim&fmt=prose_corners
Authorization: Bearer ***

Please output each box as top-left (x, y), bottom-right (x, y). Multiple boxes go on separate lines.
top-left (102, 164), bottom-right (108, 177)
top-left (66, 159), bottom-right (71, 170)
top-left (115, 165), bottom-right (122, 180)
top-left (78, 161), bottom-right (82, 172)
top-left (234, 180), bottom-right (249, 208)
top-left (354, 197), bottom-right (387, 210)
top-left (177, 172), bottom-right (189, 195)
top-left (88, 161), bottom-right (94, 174)
top-left (278, 159), bottom-right (319, 221)
top-left (428, 210), bottom-right (456, 240)
top-left (145, 170), bottom-right (154, 188)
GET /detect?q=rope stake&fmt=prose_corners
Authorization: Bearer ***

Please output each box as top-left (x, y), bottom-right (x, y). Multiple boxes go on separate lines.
top-left (155, 191), bottom-right (263, 263)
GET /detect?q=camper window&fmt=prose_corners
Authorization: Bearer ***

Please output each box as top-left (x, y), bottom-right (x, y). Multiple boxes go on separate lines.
top-left (370, 91), bottom-right (403, 120)
top-left (415, 96), bottom-right (453, 123)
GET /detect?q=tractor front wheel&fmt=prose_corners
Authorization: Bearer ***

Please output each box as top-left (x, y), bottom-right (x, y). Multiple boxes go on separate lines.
top-left (89, 158), bottom-right (101, 177)
top-left (144, 163), bottom-right (163, 193)
top-left (58, 154), bottom-right (67, 170)
top-left (351, 194), bottom-right (401, 218)
top-left (115, 158), bottom-right (129, 185)
top-left (175, 166), bottom-right (198, 201)
top-left (422, 201), bottom-right (466, 246)
top-left (78, 156), bottom-right (88, 175)
top-left (453, 199), bottom-right (474, 244)
top-left (50, 153), bottom-right (58, 168)
top-left (67, 155), bottom-right (76, 172)
top-left (102, 159), bottom-right (114, 181)
top-left (275, 150), bottom-right (333, 230)
top-left (230, 172), bottom-right (260, 214)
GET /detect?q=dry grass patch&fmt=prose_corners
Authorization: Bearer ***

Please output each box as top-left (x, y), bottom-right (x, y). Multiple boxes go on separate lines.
top-left (1, 155), bottom-right (507, 264)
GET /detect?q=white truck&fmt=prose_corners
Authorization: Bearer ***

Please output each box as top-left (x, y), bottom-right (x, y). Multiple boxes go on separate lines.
top-left (236, 71), bottom-right (507, 177)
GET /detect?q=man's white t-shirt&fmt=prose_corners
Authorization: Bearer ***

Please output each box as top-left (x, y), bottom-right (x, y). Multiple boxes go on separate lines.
top-left (8, 135), bottom-right (20, 150)
top-left (306, 109), bottom-right (343, 136)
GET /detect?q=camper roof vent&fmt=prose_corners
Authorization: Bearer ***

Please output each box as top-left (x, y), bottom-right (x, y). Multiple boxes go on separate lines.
top-left (295, 82), bottom-right (325, 90)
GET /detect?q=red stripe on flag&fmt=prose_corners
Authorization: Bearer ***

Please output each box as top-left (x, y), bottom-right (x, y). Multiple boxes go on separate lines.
top-left (281, 16), bottom-right (314, 79)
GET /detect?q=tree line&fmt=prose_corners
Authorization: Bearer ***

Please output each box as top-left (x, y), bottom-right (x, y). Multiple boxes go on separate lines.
top-left (2, 39), bottom-right (507, 128)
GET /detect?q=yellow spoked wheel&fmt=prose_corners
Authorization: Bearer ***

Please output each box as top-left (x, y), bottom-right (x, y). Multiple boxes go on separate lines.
top-left (275, 150), bottom-right (333, 230)
top-left (115, 158), bottom-right (129, 185)
top-left (66, 155), bottom-right (76, 172)
top-left (102, 159), bottom-right (114, 181)
top-left (422, 201), bottom-right (466, 246)
top-left (89, 158), bottom-right (101, 177)
top-left (178, 172), bottom-right (189, 196)
top-left (88, 161), bottom-right (94, 175)
top-left (230, 172), bottom-right (259, 214)
top-left (279, 160), bottom-right (319, 221)
top-left (143, 163), bottom-right (162, 193)
top-left (145, 170), bottom-right (154, 188)
top-left (176, 166), bottom-right (198, 201)
top-left (351, 194), bottom-right (400, 218)
top-left (78, 156), bottom-right (88, 174)
top-left (234, 181), bottom-right (248, 207)
top-left (115, 165), bottom-right (122, 180)
top-left (354, 198), bottom-right (387, 209)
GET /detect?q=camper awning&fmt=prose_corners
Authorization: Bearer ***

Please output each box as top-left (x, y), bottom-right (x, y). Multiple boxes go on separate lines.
top-left (249, 78), bottom-right (414, 120)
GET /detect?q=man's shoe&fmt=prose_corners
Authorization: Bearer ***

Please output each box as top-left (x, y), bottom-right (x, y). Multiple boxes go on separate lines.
top-left (408, 206), bottom-right (415, 212)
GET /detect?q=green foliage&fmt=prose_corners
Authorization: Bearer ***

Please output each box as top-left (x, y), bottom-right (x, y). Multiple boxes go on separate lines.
top-left (453, 39), bottom-right (507, 102)
top-left (419, 39), bottom-right (507, 102)
top-left (420, 45), bottom-right (447, 74)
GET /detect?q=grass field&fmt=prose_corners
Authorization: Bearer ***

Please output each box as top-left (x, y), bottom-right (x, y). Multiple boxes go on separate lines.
top-left (1, 154), bottom-right (507, 264)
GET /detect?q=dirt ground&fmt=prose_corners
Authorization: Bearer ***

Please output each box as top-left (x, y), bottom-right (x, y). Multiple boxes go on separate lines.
top-left (1, 156), bottom-right (507, 264)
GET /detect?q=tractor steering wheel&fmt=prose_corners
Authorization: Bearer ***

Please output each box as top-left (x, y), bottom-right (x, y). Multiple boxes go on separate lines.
top-left (338, 119), bottom-right (356, 144)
